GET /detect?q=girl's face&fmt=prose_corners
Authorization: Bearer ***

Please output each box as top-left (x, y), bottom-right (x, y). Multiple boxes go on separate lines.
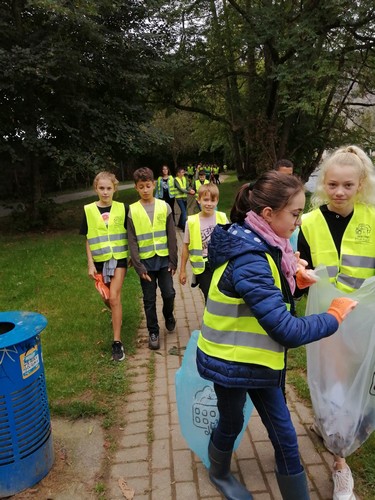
top-left (95, 178), bottom-right (115, 207)
top-left (323, 163), bottom-right (361, 216)
top-left (162, 166), bottom-right (169, 176)
top-left (266, 190), bottom-right (305, 238)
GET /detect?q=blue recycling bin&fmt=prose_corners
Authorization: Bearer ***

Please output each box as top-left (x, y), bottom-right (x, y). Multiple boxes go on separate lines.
top-left (0, 311), bottom-right (54, 497)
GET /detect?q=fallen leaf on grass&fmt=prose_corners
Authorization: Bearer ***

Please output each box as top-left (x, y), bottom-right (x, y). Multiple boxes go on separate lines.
top-left (118, 478), bottom-right (135, 499)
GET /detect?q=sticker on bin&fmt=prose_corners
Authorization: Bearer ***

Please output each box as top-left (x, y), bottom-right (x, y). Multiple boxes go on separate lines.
top-left (20, 346), bottom-right (40, 378)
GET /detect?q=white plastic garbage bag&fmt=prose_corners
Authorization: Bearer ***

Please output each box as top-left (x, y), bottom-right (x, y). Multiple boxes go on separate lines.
top-left (175, 330), bottom-right (253, 468)
top-left (305, 266), bottom-right (375, 457)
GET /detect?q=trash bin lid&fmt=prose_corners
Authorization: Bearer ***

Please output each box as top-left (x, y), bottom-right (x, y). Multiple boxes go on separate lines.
top-left (0, 311), bottom-right (48, 348)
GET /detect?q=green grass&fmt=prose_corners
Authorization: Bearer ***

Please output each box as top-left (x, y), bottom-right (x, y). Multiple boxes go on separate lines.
top-left (0, 187), bottom-right (142, 421)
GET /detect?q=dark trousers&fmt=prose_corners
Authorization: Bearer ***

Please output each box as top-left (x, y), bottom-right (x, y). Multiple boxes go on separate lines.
top-left (176, 198), bottom-right (187, 231)
top-left (140, 268), bottom-right (175, 335)
top-left (213, 383), bottom-right (303, 476)
top-left (195, 263), bottom-right (213, 303)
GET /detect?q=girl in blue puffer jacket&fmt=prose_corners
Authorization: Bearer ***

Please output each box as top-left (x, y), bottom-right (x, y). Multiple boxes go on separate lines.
top-left (196, 171), bottom-right (357, 500)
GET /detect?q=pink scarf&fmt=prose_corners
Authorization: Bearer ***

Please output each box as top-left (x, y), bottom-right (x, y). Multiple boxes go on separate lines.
top-left (245, 211), bottom-right (297, 293)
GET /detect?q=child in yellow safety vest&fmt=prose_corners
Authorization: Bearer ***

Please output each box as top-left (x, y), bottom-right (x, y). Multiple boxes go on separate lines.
top-left (127, 167), bottom-right (177, 351)
top-left (195, 170), bottom-right (210, 211)
top-left (179, 183), bottom-right (228, 303)
top-left (297, 145), bottom-right (375, 500)
top-left (80, 171), bottom-right (128, 362)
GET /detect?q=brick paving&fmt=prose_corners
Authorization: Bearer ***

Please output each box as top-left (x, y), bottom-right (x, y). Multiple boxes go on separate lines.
top-left (108, 224), bottom-right (340, 500)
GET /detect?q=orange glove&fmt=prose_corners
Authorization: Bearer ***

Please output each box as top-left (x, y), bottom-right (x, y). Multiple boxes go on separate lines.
top-left (296, 268), bottom-right (319, 289)
top-left (94, 273), bottom-right (110, 301)
top-left (327, 297), bottom-right (358, 324)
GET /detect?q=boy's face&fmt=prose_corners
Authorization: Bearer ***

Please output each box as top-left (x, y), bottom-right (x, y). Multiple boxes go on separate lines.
top-left (177, 169), bottom-right (185, 177)
top-left (199, 174), bottom-right (206, 182)
top-left (199, 193), bottom-right (218, 215)
top-left (135, 180), bottom-right (155, 202)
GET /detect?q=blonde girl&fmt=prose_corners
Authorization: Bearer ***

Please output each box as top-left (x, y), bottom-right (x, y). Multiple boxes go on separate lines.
top-left (80, 171), bottom-right (128, 361)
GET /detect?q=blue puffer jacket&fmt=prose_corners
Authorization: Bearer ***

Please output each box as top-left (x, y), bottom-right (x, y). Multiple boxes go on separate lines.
top-left (196, 221), bottom-right (339, 389)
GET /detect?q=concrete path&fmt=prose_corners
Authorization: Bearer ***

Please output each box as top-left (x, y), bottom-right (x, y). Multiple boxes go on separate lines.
top-left (106, 229), bottom-right (340, 500)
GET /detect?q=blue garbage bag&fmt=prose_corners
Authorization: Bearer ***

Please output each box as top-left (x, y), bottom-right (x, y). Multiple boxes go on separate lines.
top-left (175, 330), bottom-right (254, 468)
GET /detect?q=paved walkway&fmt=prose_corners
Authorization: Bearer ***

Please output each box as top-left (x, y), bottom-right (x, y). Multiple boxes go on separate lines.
top-left (106, 229), bottom-right (340, 500)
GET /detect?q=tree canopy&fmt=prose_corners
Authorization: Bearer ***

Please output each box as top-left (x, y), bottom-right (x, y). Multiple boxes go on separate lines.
top-left (0, 0), bottom-right (168, 204)
top-left (153, 0), bottom-right (375, 179)
top-left (1, 0), bottom-right (375, 210)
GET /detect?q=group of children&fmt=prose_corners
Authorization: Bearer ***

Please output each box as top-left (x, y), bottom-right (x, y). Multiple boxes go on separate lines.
top-left (81, 166), bottom-right (223, 360)
top-left (81, 145), bottom-right (375, 500)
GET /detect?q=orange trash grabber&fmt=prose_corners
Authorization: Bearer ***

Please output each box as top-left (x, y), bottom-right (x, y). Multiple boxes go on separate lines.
top-left (94, 273), bottom-right (110, 301)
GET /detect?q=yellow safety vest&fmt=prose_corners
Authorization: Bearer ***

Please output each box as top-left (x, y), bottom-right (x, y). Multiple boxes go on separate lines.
top-left (187, 165), bottom-right (194, 175)
top-left (188, 212), bottom-right (227, 274)
top-left (198, 254), bottom-right (289, 369)
top-left (301, 204), bottom-right (375, 292)
top-left (195, 179), bottom-right (210, 199)
top-left (130, 199), bottom-right (169, 259)
top-left (85, 201), bottom-right (128, 262)
top-left (156, 176), bottom-right (177, 198)
top-left (175, 176), bottom-right (188, 199)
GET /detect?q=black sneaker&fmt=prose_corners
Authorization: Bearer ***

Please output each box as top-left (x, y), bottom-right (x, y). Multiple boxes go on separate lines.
top-left (165, 315), bottom-right (176, 332)
top-left (112, 341), bottom-right (125, 361)
top-left (148, 333), bottom-right (160, 350)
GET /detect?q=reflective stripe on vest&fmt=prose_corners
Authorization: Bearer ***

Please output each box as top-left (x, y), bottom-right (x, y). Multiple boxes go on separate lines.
top-left (301, 204), bottom-right (375, 292)
top-left (85, 201), bottom-right (128, 262)
top-left (195, 179), bottom-right (209, 199)
top-left (197, 254), bottom-right (289, 369)
top-left (130, 199), bottom-right (168, 259)
top-left (156, 176), bottom-right (177, 198)
top-left (175, 176), bottom-right (187, 199)
top-left (188, 212), bottom-right (227, 274)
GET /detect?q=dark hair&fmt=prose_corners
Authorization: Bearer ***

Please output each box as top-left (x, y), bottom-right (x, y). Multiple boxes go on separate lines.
top-left (133, 167), bottom-right (154, 183)
top-left (274, 159), bottom-right (294, 170)
top-left (198, 170), bottom-right (206, 176)
top-left (230, 171), bottom-right (304, 223)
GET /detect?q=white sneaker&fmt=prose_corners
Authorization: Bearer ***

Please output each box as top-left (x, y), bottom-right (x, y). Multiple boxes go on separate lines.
top-left (332, 465), bottom-right (356, 500)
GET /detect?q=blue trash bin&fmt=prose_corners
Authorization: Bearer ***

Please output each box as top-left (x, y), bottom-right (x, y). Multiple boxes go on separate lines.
top-left (0, 311), bottom-right (54, 497)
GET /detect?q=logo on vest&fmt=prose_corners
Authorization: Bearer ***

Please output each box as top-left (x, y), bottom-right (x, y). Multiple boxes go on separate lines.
top-left (355, 223), bottom-right (371, 243)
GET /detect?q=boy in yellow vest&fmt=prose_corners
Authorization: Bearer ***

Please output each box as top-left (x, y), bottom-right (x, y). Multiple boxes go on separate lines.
top-left (179, 184), bottom-right (228, 303)
top-left (127, 167), bottom-right (177, 350)
top-left (195, 170), bottom-right (210, 211)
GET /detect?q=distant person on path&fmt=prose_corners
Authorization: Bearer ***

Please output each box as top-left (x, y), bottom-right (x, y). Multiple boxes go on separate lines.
top-left (179, 183), bottom-right (227, 303)
top-left (186, 164), bottom-right (195, 187)
top-left (298, 145), bottom-right (375, 500)
top-left (195, 170), bottom-right (210, 211)
top-left (274, 158), bottom-right (294, 176)
top-left (80, 171), bottom-right (128, 362)
top-left (127, 167), bottom-right (177, 351)
top-left (196, 172), bottom-right (357, 500)
top-left (274, 159), bottom-right (298, 251)
top-left (174, 167), bottom-right (195, 232)
top-left (155, 165), bottom-right (177, 224)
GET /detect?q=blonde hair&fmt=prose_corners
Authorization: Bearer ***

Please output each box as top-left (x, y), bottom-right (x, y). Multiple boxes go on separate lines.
top-left (198, 183), bottom-right (219, 200)
top-left (311, 145), bottom-right (375, 208)
top-left (93, 171), bottom-right (119, 191)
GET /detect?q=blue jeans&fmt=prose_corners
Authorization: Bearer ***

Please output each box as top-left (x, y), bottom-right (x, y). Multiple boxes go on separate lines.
top-left (140, 268), bottom-right (175, 335)
top-left (213, 384), bottom-right (302, 476)
top-left (176, 198), bottom-right (187, 231)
